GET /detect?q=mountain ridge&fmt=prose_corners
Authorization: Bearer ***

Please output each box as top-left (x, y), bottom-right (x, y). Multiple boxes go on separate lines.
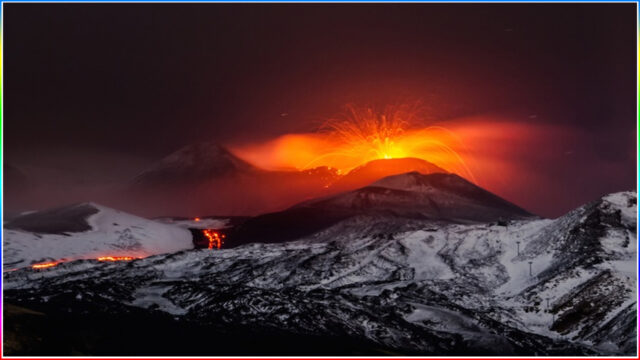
top-left (3, 191), bottom-right (636, 355)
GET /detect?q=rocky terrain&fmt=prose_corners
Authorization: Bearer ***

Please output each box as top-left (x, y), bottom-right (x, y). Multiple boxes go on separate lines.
top-left (3, 186), bottom-right (636, 355)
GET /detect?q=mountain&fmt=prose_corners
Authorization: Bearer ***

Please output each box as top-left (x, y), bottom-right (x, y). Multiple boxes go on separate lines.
top-left (307, 172), bottom-right (532, 221)
top-left (330, 157), bottom-right (446, 192)
top-left (3, 192), bottom-right (636, 355)
top-left (130, 142), bottom-right (259, 189)
top-left (3, 203), bottom-right (193, 270)
top-left (121, 142), bottom-right (339, 217)
top-left (225, 172), bottom-right (534, 246)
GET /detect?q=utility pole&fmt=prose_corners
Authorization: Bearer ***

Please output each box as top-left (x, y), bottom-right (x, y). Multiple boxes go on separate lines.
top-left (516, 241), bottom-right (521, 256)
top-left (528, 261), bottom-right (533, 276)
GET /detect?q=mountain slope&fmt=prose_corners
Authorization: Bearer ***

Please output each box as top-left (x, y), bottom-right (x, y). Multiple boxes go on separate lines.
top-left (4, 192), bottom-right (635, 355)
top-left (330, 157), bottom-right (447, 192)
top-left (130, 142), bottom-right (259, 189)
top-left (307, 172), bottom-right (532, 221)
top-left (226, 172), bottom-right (534, 246)
top-left (3, 203), bottom-right (193, 270)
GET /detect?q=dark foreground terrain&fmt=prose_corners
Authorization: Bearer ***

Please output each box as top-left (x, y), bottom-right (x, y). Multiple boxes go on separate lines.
top-left (3, 176), bottom-right (636, 356)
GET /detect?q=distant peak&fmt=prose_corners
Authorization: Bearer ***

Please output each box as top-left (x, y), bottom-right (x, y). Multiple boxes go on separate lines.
top-left (161, 142), bottom-right (238, 163)
top-left (131, 142), bottom-right (257, 186)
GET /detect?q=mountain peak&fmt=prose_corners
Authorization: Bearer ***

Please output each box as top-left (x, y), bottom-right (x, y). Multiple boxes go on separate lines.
top-left (303, 170), bottom-right (534, 222)
top-left (371, 171), bottom-right (472, 192)
top-left (330, 157), bottom-right (447, 192)
top-left (131, 142), bottom-right (257, 188)
top-left (156, 142), bottom-right (255, 172)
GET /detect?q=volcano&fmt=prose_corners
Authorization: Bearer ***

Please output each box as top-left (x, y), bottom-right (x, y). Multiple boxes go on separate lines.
top-left (225, 171), bottom-right (534, 246)
top-left (307, 172), bottom-right (533, 220)
top-left (121, 151), bottom-right (460, 218)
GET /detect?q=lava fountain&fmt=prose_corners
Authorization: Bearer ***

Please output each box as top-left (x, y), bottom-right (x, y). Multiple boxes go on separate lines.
top-left (232, 104), bottom-right (477, 183)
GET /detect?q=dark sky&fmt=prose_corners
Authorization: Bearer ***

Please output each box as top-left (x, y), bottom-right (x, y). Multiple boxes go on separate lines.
top-left (4, 3), bottom-right (637, 216)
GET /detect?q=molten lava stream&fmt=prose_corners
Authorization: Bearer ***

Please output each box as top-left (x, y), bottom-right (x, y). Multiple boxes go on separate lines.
top-left (96, 256), bottom-right (139, 262)
top-left (30, 256), bottom-right (139, 270)
top-left (31, 262), bottom-right (59, 269)
top-left (203, 229), bottom-right (225, 249)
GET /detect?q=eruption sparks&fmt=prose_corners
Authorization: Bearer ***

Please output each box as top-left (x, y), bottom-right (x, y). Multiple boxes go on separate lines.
top-left (312, 104), bottom-right (413, 164)
top-left (203, 229), bottom-right (225, 249)
top-left (233, 104), bottom-right (477, 182)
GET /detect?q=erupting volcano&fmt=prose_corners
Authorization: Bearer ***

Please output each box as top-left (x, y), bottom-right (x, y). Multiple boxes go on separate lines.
top-left (4, 3), bottom-right (635, 356)
top-left (233, 104), bottom-right (477, 183)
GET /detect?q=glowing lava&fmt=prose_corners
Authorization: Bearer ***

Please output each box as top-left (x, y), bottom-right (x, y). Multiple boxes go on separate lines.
top-left (31, 262), bottom-right (59, 269)
top-left (96, 256), bottom-right (139, 262)
top-left (30, 256), bottom-right (139, 269)
top-left (203, 229), bottom-right (225, 249)
top-left (232, 104), bottom-right (477, 183)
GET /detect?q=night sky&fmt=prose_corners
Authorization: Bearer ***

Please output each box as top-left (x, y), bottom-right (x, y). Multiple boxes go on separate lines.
top-left (4, 3), bottom-right (637, 217)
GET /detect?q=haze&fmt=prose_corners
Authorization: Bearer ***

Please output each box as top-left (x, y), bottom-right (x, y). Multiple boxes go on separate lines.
top-left (4, 3), bottom-right (636, 218)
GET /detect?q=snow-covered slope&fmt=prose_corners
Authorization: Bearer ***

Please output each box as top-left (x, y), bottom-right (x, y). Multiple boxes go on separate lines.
top-left (226, 172), bottom-right (535, 246)
top-left (3, 192), bottom-right (636, 355)
top-left (304, 172), bottom-right (533, 221)
top-left (3, 203), bottom-right (193, 270)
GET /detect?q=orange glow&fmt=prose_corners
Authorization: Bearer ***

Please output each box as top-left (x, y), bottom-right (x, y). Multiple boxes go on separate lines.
top-left (96, 256), bottom-right (139, 262)
top-left (194, 217), bottom-right (201, 222)
top-left (204, 229), bottom-right (225, 249)
top-left (32, 262), bottom-right (59, 269)
top-left (28, 256), bottom-right (141, 270)
top-left (232, 104), bottom-right (477, 183)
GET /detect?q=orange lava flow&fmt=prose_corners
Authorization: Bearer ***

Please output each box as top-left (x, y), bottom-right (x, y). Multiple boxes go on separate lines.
top-left (232, 104), bottom-right (477, 183)
top-left (31, 262), bottom-right (59, 269)
top-left (29, 256), bottom-right (140, 270)
top-left (204, 229), bottom-right (225, 249)
top-left (96, 256), bottom-right (139, 262)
